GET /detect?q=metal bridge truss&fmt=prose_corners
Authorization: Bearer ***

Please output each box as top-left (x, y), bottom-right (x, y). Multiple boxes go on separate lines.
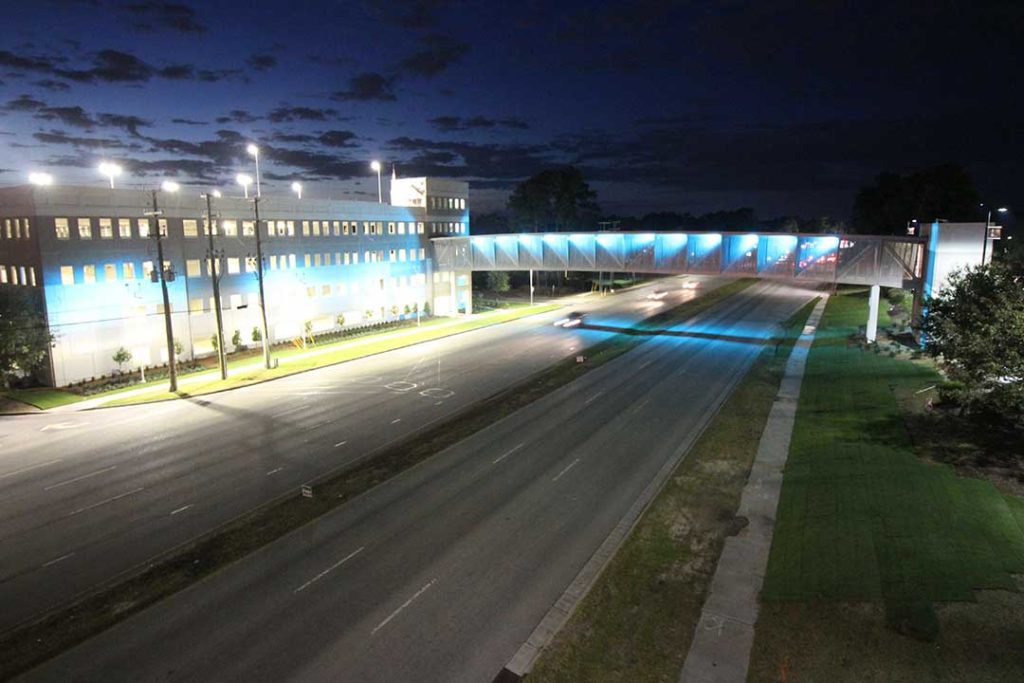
top-left (433, 232), bottom-right (924, 288)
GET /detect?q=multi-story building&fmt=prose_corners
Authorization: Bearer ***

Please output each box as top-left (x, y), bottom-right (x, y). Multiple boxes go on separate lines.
top-left (0, 176), bottom-right (471, 386)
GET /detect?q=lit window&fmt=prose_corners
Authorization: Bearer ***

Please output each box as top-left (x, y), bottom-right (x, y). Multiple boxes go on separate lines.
top-left (363, 221), bottom-right (370, 235)
top-left (55, 218), bottom-right (70, 240)
top-left (314, 253), bottom-right (321, 267)
top-left (399, 249), bottom-right (407, 262)
top-left (313, 221), bottom-right (321, 236)
top-left (206, 258), bottom-right (221, 276)
top-left (183, 219), bottom-right (198, 237)
top-left (321, 284), bottom-right (330, 296)
top-left (158, 219), bottom-right (168, 237)
top-left (306, 286), bottom-right (316, 299)
top-left (227, 258), bottom-right (240, 274)
top-left (104, 263), bottom-right (117, 281)
top-left (190, 299), bottom-right (204, 313)
top-left (143, 261), bottom-right (154, 280)
top-left (419, 248), bottom-right (425, 260)
top-left (242, 220), bottom-right (255, 236)
top-left (24, 219), bottom-right (31, 238)
top-left (417, 222), bottom-right (424, 234)
top-left (287, 221), bottom-right (295, 236)
top-left (389, 249), bottom-right (396, 261)
top-left (352, 252), bottom-right (359, 264)
top-left (334, 252), bottom-right (341, 264)
top-left (14, 219), bottom-right (21, 239)
top-left (138, 218), bottom-right (150, 238)
top-left (78, 218), bottom-right (92, 239)
top-left (344, 252), bottom-right (351, 265)
top-left (304, 253), bottom-right (312, 268)
top-left (0, 266), bottom-right (6, 284)
top-left (302, 221), bottom-right (310, 236)
top-left (246, 257), bottom-right (257, 273)
top-left (83, 264), bottom-right (96, 284)
top-left (4, 219), bottom-right (10, 238)
top-left (364, 250), bottom-right (370, 262)
top-left (333, 221), bottom-right (341, 236)
top-left (123, 262), bottom-right (136, 279)
top-left (60, 266), bottom-right (74, 285)
top-left (289, 254), bottom-right (296, 268)
top-left (222, 220), bottom-right (237, 237)
top-left (270, 255), bottom-right (278, 270)
top-left (186, 259), bottom-right (201, 277)
top-left (118, 218), bottom-right (132, 238)
top-left (398, 222), bottom-right (406, 235)
top-left (388, 222), bottom-right (396, 234)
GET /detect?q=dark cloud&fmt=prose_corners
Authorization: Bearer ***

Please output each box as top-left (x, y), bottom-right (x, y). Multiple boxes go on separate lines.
top-left (317, 130), bottom-right (357, 147)
top-left (374, 0), bottom-right (452, 31)
top-left (158, 64), bottom-right (195, 79)
top-left (96, 113), bottom-right (150, 136)
top-left (33, 79), bottom-right (70, 92)
top-left (215, 110), bottom-right (261, 124)
top-left (33, 130), bottom-right (134, 150)
top-left (4, 95), bottom-right (46, 111)
top-left (55, 49), bottom-right (154, 82)
top-left (36, 106), bottom-right (96, 128)
top-left (386, 136), bottom-right (554, 179)
top-left (0, 47), bottom-right (241, 85)
top-left (0, 51), bottom-right (57, 73)
top-left (266, 106), bottom-right (338, 123)
top-left (125, 3), bottom-right (206, 34)
top-left (196, 68), bottom-right (245, 83)
top-left (331, 73), bottom-right (396, 101)
top-left (246, 53), bottom-right (277, 71)
top-left (398, 34), bottom-right (469, 77)
top-left (171, 117), bottom-right (206, 125)
top-left (271, 132), bottom-right (317, 144)
top-left (305, 53), bottom-right (357, 68)
top-left (430, 115), bottom-right (529, 132)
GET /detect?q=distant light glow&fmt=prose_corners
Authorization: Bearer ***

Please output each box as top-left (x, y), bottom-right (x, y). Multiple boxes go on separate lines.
top-left (291, 181), bottom-right (303, 199)
top-left (161, 180), bottom-right (180, 193)
top-left (212, 189), bottom-right (221, 198)
top-left (28, 172), bottom-right (53, 186)
top-left (246, 144), bottom-right (259, 157)
top-left (370, 160), bottom-right (381, 172)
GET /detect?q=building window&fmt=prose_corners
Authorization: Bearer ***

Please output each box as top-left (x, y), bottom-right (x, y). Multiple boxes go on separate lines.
top-left (55, 218), bottom-right (70, 240)
top-left (118, 218), bottom-right (132, 238)
top-left (123, 262), bottom-right (136, 279)
top-left (302, 221), bottom-right (310, 236)
top-left (246, 256), bottom-right (257, 273)
top-left (206, 258), bottom-right (221, 276)
top-left (417, 222), bottom-right (424, 234)
top-left (364, 250), bottom-right (371, 263)
top-left (399, 249), bottom-right (407, 262)
top-left (269, 255), bottom-right (278, 270)
top-left (222, 220), bottom-right (237, 237)
top-left (190, 298), bottom-right (204, 313)
top-left (304, 253), bottom-right (312, 268)
top-left (83, 264), bottom-right (96, 284)
top-left (334, 252), bottom-right (341, 265)
top-left (289, 254), bottom-right (296, 268)
top-left (138, 218), bottom-right (150, 238)
top-left (78, 218), bottom-right (92, 239)
top-left (4, 219), bottom-right (10, 238)
top-left (419, 248), bottom-right (425, 260)
top-left (60, 266), bottom-right (74, 285)
top-left (13, 219), bottom-right (21, 239)
top-left (321, 284), bottom-right (331, 296)
top-left (102, 263), bottom-right (116, 281)
top-left (314, 221), bottom-right (322, 236)
top-left (312, 253), bottom-right (321, 267)
top-left (388, 222), bottom-right (396, 234)
top-left (143, 261), bottom-right (154, 280)
top-left (24, 219), bottom-right (30, 239)
top-left (0, 266), bottom-right (7, 284)
top-left (306, 286), bottom-right (316, 299)
top-left (242, 220), bottom-right (255, 236)
top-left (389, 249), bottom-right (396, 261)
top-left (158, 219), bottom-right (168, 237)
top-left (333, 221), bottom-right (341, 236)
top-left (183, 219), bottom-right (199, 237)
top-left (227, 257), bottom-right (240, 274)
top-left (287, 221), bottom-right (295, 236)
top-left (186, 259), bottom-right (201, 277)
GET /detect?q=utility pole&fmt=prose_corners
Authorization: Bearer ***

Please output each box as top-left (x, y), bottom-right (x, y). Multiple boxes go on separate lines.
top-left (147, 189), bottom-right (177, 392)
top-left (205, 192), bottom-right (228, 380)
top-left (252, 196), bottom-right (272, 369)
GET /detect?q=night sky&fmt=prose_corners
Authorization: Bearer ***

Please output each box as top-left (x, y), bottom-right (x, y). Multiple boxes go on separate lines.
top-left (1, 0), bottom-right (1021, 223)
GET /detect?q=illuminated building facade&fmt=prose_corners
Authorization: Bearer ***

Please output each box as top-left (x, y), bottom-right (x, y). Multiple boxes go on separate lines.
top-left (0, 177), bottom-right (470, 386)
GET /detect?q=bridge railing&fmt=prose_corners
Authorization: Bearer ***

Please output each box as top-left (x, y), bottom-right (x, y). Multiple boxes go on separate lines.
top-left (433, 232), bottom-right (924, 288)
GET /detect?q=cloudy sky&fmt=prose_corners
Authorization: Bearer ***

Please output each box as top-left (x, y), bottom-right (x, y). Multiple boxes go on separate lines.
top-left (1, 0), bottom-right (1021, 220)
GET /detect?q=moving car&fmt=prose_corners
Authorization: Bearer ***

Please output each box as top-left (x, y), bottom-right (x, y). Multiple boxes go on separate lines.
top-left (647, 289), bottom-right (668, 300)
top-left (682, 280), bottom-right (700, 290)
top-left (553, 311), bottom-right (586, 328)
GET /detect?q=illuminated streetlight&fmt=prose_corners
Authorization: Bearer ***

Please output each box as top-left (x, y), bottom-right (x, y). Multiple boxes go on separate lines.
top-left (98, 161), bottom-right (122, 189)
top-left (247, 144), bottom-right (261, 198)
top-left (370, 160), bottom-right (382, 203)
top-left (28, 172), bottom-right (54, 186)
top-left (212, 189), bottom-right (222, 198)
top-left (236, 173), bottom-right (253, 199)
top-left (290, 181), bottom-right (303, 199)
top-left (161, 180), bottom-right (180, 193)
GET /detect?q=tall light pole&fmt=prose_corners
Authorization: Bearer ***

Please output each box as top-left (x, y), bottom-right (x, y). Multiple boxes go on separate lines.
top-left (98, 161), bottom-right (122, 189)
top-left (370, 160), bottom-right (382, 203)
top-left (247, 144), bottom-right (261, 198)
top-left (204, 190), bottom-right (228, 380)
top-left (291, 181), bottom-right (302, 199)
top-left (148, 180), bottom-right (180, 392)
top-left (981, 203), bottom-right (1008, 265)
top-left (251, 196), bottom-right (272, 369)
top-left (28, 172), bottom-right (54, 186)
top-left (237, 173), bottom-right (252, 199)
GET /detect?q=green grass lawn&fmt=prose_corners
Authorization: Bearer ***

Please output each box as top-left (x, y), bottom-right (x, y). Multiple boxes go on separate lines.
top-left (750, 289), bottom-right (1024, 682)
top-left (1, 387), bottom-right (85, 410)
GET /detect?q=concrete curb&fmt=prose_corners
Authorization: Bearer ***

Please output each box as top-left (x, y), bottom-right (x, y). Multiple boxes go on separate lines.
top-left (677, 295), bottom-right (828, 683)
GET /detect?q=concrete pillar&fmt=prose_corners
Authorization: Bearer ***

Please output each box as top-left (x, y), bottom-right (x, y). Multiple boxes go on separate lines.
top-left (449, 270), bottom-right (457, 315)
top-left (866, 284), bottom-right (880, 342)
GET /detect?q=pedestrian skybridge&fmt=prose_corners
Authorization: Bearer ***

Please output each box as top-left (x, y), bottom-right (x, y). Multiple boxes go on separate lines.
top-left (433, 232), bottom-right (925, 288)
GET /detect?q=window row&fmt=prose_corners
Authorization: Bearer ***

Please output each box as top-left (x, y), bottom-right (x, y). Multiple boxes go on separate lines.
top-left (0, 264), bottom-right (37, 286)
top-left (430, 222), bottom-right (467, 234)
top-left (52, 217), bottom-right (432, 241)
top-left (55, 217), bottom-right (166, 240)
top-left (428, 197), bottom-right (466, 211)
top-left (59, 261), bottom-right (167, 285)
top-left (2, 218), bottom-right (31, 240)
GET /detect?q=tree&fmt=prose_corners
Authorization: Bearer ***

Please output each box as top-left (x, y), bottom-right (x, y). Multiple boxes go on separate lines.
top-left (507, 166), bottom-right (599, 231)
top-left (231, 329), bottom-right (243, 350)
top-left (486, 271), bottom-right (511, 292)
top-left (336, 313), bottom-right (345, 328)
top-left (210, 334), bottom-right (219, 351)
top-left (251, 326), bottom-right (262, 343)
top-left (853, 164), bottom-right (980, 234)
top-left (112, 347), bottom-right (132, 374)
top-left (173, 339), bottom-right (183, 361)
top-left (921, 262), bottom-right (1024, 423)
top-left (0, 290), bottom-right (53, 387)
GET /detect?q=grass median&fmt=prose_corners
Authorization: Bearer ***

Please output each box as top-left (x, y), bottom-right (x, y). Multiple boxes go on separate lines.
top-left (526, 297), bottom-right (817, 682)
top-left (0, 279), bottom-right (755, 680)
top-left (748, 289), bottom-right (1024, 682)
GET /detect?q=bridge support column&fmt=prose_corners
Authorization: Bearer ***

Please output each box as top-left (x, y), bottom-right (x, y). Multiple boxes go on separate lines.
top-left (866, 284), bottom-right (880, 342)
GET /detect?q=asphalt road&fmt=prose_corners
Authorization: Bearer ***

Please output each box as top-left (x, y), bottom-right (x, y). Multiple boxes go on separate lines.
top-left (0, 277), bottom-right (722, 632)
top-left (17, 281), bottom-right (817, 682)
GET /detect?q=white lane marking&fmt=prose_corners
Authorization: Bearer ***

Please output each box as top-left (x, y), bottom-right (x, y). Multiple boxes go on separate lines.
top-left (390, 418), bottom-right (402, 425)
top-left (631, 398), bottom-right (650, 414)
top-left (552, 458), bottom-right (580, 482)
top-left (334, 440), bottom-right (347, 448)
top-left (371, 578), bottom-right (438, 635)
top-left (434, 401), bottom-right (443, 406)
top-left (170, 504), bottom-right (192, 515)
top-left (639, 359), bottom-right (653, 370)
top-left (266, 467), bottom-right (285, 476)
top-left (584, 390), bottom-right (605, 406)
top-left (39, 421), bottom-right (85, 433)
top-left (67, 487), bottom-right (145, 517)
top-left (277, 405), bottom-right (306, 417)
top-left (493, 442), bottom-right (525, 464)
top-left (0, 458), bottom-right (63, 480)
top-left (41, 552), bottom-right (75, 568)
top-left (44, 465), bottom-right (117, 491)
top-left (294, 546), bottom-right (365, 594)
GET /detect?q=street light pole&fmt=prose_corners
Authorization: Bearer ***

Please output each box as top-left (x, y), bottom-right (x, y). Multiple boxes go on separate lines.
top-left (371, 160), bottom-right (382, 203)
top-left (247, 144), bottom-right (261, 198)
top-left (252, 196), bottom-right (272, 369)
top-left (148, 187), bottom-right (178, 392)
top-left (205, 191), bottom-right (228, 380)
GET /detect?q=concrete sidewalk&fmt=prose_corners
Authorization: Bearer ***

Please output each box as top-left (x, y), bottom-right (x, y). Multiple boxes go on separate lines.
top-left (678, 296), bottom-right (828, 683)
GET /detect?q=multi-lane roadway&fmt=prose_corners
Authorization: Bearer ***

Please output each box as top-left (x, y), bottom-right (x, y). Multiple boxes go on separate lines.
top-left (14, 280), bottom-right (818, 682)
top-left (0, 277), bottom-right (719, 633)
